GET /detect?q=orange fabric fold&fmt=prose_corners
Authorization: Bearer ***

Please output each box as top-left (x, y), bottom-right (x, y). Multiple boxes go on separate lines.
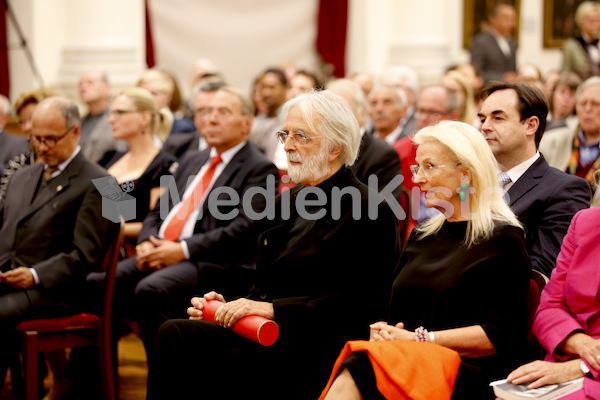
top-left (319, 340), bottom-right (461, 400)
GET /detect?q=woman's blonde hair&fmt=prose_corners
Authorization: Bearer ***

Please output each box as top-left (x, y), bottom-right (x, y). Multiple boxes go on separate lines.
top-left (443, 70), bottom-right (476, 124)
top-left (118, 87), bottom-right (173, 143)
top-left (414, 120), bottom-right (522, 246)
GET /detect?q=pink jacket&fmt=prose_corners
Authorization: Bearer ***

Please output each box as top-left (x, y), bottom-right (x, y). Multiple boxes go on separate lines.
top-left (533, 207), bottom-right (600, 399)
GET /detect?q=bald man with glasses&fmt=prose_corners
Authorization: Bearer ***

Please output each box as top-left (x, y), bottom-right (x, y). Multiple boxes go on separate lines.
top-left (0, 96), bottom-right (117, 395)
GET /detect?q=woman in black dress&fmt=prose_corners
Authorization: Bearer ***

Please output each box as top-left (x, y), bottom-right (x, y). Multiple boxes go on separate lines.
top-left (106, 87), bottom-right (175, 252)
top-left (321, 121), bottom-right (532, 399)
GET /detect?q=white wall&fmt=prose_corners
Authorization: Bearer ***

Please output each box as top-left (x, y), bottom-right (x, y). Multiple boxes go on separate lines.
top-left (5, 0), bottom-right (567, 106)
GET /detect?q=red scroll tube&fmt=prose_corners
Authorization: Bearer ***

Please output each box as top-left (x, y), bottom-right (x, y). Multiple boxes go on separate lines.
top-left (200, 299), bottom-right (279, 346)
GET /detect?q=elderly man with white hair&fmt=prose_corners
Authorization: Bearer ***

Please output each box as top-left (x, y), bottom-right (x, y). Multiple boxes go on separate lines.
top-left (147, 90), bottom-right (400, 400)
top-left (0, 94), bottom-right (29, 175)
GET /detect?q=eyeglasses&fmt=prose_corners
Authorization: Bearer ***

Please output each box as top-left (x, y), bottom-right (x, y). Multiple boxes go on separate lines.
top-left (410, 163), bottom-right (449, 178)
top-left (109, 109), bottom-right (139, 118)
top-left (196, 107), bottom-right (235, 118)
top-left (416, 108), bottom-right (448, 119)
top-left (31, 127), bottom-right (73, 148)
top-left (276, 130), bottom-right (321, 145)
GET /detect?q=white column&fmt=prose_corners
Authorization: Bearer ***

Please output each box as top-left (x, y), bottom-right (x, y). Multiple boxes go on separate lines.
top-left (54, 0), bottom-right (146, 98)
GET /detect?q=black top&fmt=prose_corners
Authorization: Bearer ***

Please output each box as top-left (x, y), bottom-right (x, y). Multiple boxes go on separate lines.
top-left (390, 221), bottom-right (531, 398)
top-left (105, 150), bottom-right (175, 223)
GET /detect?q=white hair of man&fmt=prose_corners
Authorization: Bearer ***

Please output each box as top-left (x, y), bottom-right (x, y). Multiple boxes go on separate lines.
top-left (325, 79), bottom-right (369, 128)
top-left (382, 65), bottom-right (420, 96)
top-left (414, 120), bottom-right (522, 246)
top-left (281, 89), bottom-right (361, 167)
top-left (576, 1), bottom-right (600, 28)
top-left (368, 84), bottom-right (408, 110)
top-left (575, 76), bottom-right (600, 100)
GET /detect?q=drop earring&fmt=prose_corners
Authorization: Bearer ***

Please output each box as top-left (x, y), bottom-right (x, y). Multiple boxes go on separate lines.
top-left (458, 176), bottom-right (470, 202)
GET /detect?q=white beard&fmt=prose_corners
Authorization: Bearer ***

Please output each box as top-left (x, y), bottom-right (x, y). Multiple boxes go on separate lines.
top-left (286, 144), bottom-right (331, 185)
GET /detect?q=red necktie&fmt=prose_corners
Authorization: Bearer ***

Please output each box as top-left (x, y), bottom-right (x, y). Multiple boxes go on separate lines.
top-left (163, 154), bottom-right (222, 241)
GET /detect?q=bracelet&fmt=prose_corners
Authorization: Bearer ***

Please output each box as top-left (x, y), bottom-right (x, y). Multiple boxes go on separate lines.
top-left (429, 331), bottom-right (436, 344)
top-left (415, 326), bottom-right (428, 342)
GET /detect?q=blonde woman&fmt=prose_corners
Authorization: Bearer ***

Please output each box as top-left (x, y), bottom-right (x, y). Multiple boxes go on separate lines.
top-left (321, 121), bottom-right (531, 400)
top-left (106, 87), bottom-right (175, 246)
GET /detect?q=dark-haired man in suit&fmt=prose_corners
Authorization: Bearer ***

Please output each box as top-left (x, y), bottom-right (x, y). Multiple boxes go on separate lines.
top-left (478, 81), bottom-right (590, 278)
top-left (470, 2), bottom-right (518, 82)
top-left (96, 86), bottom-right (279, 360)
top-left (0, 96), bottom-right (116, 394)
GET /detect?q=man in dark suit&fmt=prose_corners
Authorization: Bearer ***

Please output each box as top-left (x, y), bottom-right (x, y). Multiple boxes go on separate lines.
top-left (326, 78), bottom-right (402, 198)
top-left (146, 90), bottom-right (400, 400)
top-left (162, 82), bottom-right (224, 159)
top-left (0, 97), bottom-right (116, 392)
top-left (368, 84), bottom-right (408, 145)
top-left (478, 81), bottom-right (591, 277)
top-left (0, 95), bottom-right (30, 176)
top-left (96, 86), bottom-right (279, 360)
top-left (470, 1), bottom-right (518, 82)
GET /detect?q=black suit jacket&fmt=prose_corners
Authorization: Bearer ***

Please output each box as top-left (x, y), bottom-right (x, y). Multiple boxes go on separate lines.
top-left (247, 167), bottom-right (400, 396)
top-left (139, 141), bottom-right (278, 267)
top-left (0, 151), bottom-right (116, 304)
top-left (162, 131), bottom-right (202, 160)
top-left (507, 155), bottom-right (591, 277)
top-left (351, 133), bottom-right (402, 198)
top-left (0, 130), bottom-right (30, 175)
top-left (470, 31), bottom-right (517, 82)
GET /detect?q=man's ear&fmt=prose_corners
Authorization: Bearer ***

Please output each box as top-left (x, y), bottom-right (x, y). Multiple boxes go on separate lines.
top-left (329, 144), bottom-right (343, 162)
top-left (524, 116), bottom-right (540, 138)
top-left (71, 125), bottom-right (80, 140)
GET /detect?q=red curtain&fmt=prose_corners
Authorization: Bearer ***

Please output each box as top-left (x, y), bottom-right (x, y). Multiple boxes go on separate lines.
top-left (316, 0), bottom-right (347, 78)
top-left (0, 1), bottom-right (9, 97)
top-left (145, 0), bottom-right (156, 68)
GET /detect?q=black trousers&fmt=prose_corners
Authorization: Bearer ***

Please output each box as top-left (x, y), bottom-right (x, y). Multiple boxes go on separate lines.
top-left (147, 319), bottom-right (335, 400)
top-left (88, 256), bottom-right (254, 363)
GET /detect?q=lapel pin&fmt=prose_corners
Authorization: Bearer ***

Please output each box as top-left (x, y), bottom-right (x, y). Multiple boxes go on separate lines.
top-left (56, 185), bottom-right (63, 192)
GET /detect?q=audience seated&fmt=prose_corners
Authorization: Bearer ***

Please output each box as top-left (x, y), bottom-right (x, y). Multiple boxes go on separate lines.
top-left (545, 72), bottom-right (581, 131)
top-left (505, 204), bottom-right (599, 398)
top-left (320, 120), bottom-right (531, 400)
top-left (78, 70), bottom-right (128, 164)
top-left (162, 82), bottom-right (224, 159)
top-left (478, 81), bottom-right (591, 277)
top-left (136, 69), bottom-right (195, 137)
top-left (561, 1), bottom-right (600, 80)
top-left (326, 78), bottom-right (402, 199)
top-left (0, 96), bottom-right (117, 399)
top-left (104, 87), bottom-right (176, 251)
top-left (88, 86), bottom-right (278, 362)
top-left (442, 69), bottom-right (479, 127)
top-left (540, 76), bottom-right (600, 188)
top-left (382, 65), bottom-right (420, 138)
top-left (348, 70), bottom-right (376, 100)
top-left (286, 69), bottom-right (322, 100)
top-left (517, 63), bottom-right (545, 94)
top-left (0, 95), bottom-right (30, 177)
top-left (146, 89), bottom-right (400, 400)
top-left (0, 88), bottom-right (58, 202)
top-left (368, 84), bottom-right (408, 145)
top-left (393, 85), bottom-right (461, 234)
top-left (249, 67), bottom-right (288, 168)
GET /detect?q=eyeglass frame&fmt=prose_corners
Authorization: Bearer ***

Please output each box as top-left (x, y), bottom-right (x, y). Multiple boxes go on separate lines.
top-left (276, 130), bottom-right (321, 145)
top-left (31, 126), bottom-right (74, 148)
top-left (410, 163), bottom-right (450, 178)
top-left (416, 108), bottom-right (449, 119)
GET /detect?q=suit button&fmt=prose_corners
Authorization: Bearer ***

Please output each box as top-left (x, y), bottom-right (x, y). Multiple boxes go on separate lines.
top-left (263, 239), bottom-right (268, 246)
